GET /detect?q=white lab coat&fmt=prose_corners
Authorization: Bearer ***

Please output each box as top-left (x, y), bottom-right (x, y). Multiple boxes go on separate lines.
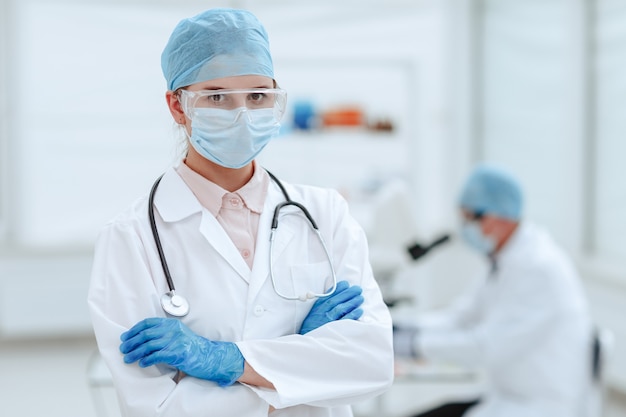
top-left (88, 167), bottom-right (394, 417)
top-left (416, 223), bottom-right (592, 417)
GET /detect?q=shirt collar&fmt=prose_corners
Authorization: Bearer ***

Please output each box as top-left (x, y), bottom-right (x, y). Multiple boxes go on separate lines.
top-left (237, 162), bottom-right (269, 213)
top-left (176, 161), bottom-right (269, 216)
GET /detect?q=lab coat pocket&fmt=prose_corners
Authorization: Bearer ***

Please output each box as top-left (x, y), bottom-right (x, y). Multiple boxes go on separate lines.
top-left (289, 261), bottom-right (333, 329)
top-left (289, 261), bottom-right (334, 300)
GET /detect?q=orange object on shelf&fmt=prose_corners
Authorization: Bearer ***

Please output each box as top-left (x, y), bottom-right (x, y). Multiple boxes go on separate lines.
top-left (321, 107), bottom-right (364, 127)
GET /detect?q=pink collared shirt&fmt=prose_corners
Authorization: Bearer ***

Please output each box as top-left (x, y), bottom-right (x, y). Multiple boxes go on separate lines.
top-left (176, 161), bottom-right (270, 269)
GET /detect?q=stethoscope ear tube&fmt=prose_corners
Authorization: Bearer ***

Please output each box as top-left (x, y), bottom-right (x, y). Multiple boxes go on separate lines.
top-left (271, 201), bottom-right (319, 230)
top-left (268, 194), bottom-right (337, 301)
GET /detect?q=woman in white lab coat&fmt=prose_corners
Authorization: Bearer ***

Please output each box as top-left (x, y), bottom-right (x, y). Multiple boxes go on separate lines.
top-left (394, 164), bottom-right (592, 417)
top-left (88, 8), bottom-right (393, 417)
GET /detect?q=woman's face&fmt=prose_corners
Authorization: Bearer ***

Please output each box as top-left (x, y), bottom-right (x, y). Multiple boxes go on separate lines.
top-left (165, 75), bottom-right (278, 170)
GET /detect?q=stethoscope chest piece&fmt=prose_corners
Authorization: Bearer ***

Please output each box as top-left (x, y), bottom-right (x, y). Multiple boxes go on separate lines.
top-left (160, 291), bottom-right (190, 317)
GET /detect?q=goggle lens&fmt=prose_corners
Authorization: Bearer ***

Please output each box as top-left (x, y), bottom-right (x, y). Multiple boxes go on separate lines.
top-left (179, 88), bottom-right (287, 121)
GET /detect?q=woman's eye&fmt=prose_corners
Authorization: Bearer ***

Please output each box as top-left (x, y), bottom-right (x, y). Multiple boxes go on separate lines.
top-left (210, 94), bottom-right (225, 103)
top-left (249, 93), bottom-right (265, 102)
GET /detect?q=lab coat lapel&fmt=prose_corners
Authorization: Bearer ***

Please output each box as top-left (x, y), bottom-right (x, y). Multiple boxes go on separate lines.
top-left (198, 211), bottom-right (251, 283)
top-left (156, 168), bottom-right (250, 282)
top-left (248, 183), bottom-right (296, 300)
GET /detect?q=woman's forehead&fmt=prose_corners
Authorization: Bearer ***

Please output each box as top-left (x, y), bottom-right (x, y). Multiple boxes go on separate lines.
top-left (186, 75), bottom-right (274, 91)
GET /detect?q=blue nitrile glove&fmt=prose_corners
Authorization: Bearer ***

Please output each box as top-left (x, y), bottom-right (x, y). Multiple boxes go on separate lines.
top-left (120, 317), bottom-right (244, 386)
top-left (299, 280), bottom-right (364, 335)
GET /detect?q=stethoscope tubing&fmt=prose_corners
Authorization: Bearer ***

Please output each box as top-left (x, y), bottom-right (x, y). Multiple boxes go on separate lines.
top-left (149, 169), bottom-right (337, 316)
top-left (148, 174), bottom-right (176, 293)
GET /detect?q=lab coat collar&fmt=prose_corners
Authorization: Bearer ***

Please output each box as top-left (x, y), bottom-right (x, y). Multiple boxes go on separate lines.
top-left (154, 168), bottom-right (252, 282)
top-left (153, 167), bottom-right (204, 222)
top-left (492, 221), bottom-right (534, 271)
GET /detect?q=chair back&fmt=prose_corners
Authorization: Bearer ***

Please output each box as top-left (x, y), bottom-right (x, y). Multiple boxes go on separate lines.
top-left (584, 327), bottom-right (615, 417)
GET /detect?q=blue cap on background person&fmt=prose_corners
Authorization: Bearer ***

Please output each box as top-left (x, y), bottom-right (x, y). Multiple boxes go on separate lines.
top-left (458, 163), bottom-right (523, 220)
top-left (161, 8), bottom-right (275, 91)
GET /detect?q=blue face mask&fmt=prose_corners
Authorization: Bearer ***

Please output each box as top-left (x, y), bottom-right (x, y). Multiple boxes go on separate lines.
top-left (187, 107), bottom-right (280, 169)
top-left (461, 222), bottom-right (496, 255)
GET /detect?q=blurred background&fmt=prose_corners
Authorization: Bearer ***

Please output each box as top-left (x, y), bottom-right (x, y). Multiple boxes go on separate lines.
top-left (1, 0), bottom-right (625, 416)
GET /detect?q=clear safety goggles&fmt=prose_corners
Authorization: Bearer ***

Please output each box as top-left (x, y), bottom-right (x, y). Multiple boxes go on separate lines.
top-left (178, 88), bottom-right (287, 121)
top-left (461, 209), bottom-right (485, 223)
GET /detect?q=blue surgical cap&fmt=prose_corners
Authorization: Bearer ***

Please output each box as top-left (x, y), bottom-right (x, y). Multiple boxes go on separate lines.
top-left (458, 164), bottom-right (523, 220)
top-left (161, 8), bottom-right (274, 91)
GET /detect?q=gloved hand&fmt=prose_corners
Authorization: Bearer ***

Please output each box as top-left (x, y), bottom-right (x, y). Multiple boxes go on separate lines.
top-left (299, 280), bottom-right (364, 335)
top-left (392, 325), bottom-right (420, 358)
top-left (120, 317), bottom-right (244, 386)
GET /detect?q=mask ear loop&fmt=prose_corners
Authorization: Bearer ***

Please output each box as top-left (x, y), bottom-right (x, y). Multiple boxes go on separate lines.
top-left (172, 90), bottom-right (192, 158)
top-left (175, 89), bottom-right (187, 119)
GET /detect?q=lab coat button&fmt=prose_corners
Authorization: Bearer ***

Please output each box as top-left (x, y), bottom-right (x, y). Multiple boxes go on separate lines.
top-left (253, 305), bottom-right (265, 316)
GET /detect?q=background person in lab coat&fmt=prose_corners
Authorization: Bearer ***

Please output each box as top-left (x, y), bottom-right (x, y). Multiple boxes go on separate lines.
top-left (88, 8), bottom-right (394, 417)
top-left (393, 163), bottom-right (592, 417)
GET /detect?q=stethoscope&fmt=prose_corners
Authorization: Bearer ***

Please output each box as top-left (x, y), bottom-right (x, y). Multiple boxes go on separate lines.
top-left (149, 171), bottom-right (337, 317)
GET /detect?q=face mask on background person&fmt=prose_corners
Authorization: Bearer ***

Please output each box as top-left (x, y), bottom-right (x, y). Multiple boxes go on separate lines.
top-left (187, 107), bottom-right (281, 169)
top-left (461, 221), bottom-right (496, 255)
